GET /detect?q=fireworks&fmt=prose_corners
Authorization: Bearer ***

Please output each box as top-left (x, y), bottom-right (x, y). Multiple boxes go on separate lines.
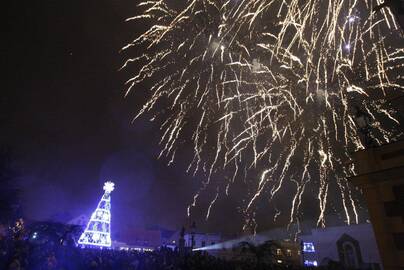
top-left (123, 0), bottom-right (404, 230)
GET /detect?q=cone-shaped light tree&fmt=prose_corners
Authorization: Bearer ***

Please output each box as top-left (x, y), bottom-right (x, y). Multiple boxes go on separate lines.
top-left (78, 181), bottom-right (114, 248)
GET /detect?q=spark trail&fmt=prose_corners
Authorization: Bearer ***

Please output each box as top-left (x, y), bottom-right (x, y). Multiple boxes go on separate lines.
top-left (123, 0), bottom-right (404, 230)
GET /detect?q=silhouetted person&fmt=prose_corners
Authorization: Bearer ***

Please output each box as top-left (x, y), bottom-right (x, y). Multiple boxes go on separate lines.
top-left (179, 226), bottom-right (186, 254)
top-left (373, 0), bottom-right (404, 31)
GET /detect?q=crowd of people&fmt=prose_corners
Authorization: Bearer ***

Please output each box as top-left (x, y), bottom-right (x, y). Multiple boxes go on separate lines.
top-left (0, 239), bottom-right (281, 270)
top-left (0, 220), bottom-right (316, 270)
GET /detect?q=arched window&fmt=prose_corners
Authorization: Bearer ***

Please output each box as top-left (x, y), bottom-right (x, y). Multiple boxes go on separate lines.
top-left (343, 242), bottom-right (358, 268)
top-left (337, 234), bottom-right (363, 269)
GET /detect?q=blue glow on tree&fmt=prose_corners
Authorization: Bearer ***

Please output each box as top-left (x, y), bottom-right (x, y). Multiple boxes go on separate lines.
top-left (78, 181), bottom-right (115, 248)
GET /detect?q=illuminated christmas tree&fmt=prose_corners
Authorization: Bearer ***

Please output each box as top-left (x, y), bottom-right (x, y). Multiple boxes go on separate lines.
top-left (78, 181), bottom-right (114, 248)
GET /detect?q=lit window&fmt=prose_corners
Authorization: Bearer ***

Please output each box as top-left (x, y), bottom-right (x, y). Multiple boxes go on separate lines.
top-left (303, 242), bottom-right (315, 253)
top-left (286, 249), bottom-right (292, 257)
top-left (276, 249), bottom-right (282, 255)
top-left (304, 260), bottom-right (318, 267)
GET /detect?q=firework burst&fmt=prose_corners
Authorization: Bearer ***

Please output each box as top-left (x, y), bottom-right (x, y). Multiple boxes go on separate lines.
top-left (122, 0), bottom-right (404, 231)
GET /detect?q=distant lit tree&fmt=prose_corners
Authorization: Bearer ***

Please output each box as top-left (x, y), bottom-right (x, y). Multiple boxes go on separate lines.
top-left (78, 181), bottom-right (114, 248)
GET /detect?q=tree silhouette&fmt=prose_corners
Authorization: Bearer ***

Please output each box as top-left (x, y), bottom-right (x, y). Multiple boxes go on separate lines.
top-left (0, 147), bottom-right (20, 225)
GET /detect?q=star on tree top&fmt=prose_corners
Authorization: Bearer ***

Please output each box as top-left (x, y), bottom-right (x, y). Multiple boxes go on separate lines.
top-left (103, 181), bottom-right (115, 193)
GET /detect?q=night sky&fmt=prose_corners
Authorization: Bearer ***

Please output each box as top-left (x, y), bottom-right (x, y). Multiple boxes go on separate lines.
top-left (4, 1), bottom-right (404, 241)
top-left (2, 0), bottom-right (248, 237)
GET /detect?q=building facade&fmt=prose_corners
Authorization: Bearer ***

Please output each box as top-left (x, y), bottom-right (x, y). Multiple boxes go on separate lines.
top-left (184, 232), bottom-right (221, 249)
top-left (350, 140), bottom-right (404, 270)
top-left (300, 223), bottom-right (382, 269)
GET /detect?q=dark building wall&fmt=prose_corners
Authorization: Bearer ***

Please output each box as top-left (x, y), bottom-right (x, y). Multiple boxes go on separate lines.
top-left (351, 140), bottom-right (404, 270)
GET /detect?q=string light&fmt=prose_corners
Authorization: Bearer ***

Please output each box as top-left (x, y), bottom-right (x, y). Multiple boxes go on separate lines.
top-left (78, 181), bottom-right (115, 248)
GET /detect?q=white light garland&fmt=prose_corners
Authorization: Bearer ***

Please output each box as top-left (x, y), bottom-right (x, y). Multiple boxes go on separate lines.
top-left (78, 181), bottom-right (114, 248)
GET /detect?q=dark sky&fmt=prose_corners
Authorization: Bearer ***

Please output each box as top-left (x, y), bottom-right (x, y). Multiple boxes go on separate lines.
top-left (4, 1), bottom-right (404, 241)
top-left (2, 0), bottom-right (247, 237)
